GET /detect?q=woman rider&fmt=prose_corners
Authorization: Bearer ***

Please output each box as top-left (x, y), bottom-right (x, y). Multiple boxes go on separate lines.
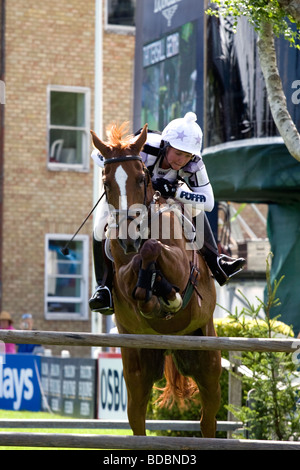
top-left (89, 112), bottom-right (245, 313)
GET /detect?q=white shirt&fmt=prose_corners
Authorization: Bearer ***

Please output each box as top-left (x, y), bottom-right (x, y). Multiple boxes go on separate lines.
top-left (140, 132), bottom-right (214, 212)
top-left (91, 132), bottom-right (215, 213)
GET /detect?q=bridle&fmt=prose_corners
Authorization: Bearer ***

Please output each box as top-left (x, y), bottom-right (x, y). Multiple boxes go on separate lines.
top-left (104, 154), bottom-right (149, 208)
top-left (104, 155), bottom-right (143, 165)
top-left (60, 154), bottom-right (194, 257)
top-left (103, 155), bottom-right (151, 243)
top-left (103, 154), bottom-right (195, 245)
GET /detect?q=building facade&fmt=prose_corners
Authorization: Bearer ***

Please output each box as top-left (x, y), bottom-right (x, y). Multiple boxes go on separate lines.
top-left (0, 0), bottom-right (135, 355)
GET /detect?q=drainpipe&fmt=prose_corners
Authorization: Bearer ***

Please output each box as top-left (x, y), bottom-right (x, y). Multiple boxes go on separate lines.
top-left (0, 0), bottom-right (5, 311)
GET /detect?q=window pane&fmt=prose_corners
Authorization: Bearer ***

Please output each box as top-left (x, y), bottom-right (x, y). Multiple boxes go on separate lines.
top-left (47, 277), bottom-right (82, 298)
top-left (108, 0), bottom-right (135, 26)
top-left (47, 240), bottom-right (83, 298)
top-left (57, 260), bottom-right (82, 275)
top-left (49, 129), bottom-right (86, 164)
top-left (50, 91), bottom-right (85, 127)
top-left (48, 239), bottom-right (83, 266)
top-left (46, 236), bottom-right (88, 319)
top-left (47, 301), bottom-right (82, 314)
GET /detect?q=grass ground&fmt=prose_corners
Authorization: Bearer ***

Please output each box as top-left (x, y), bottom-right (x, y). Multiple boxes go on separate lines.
top-left (0, 410), bottom-right (134, 450)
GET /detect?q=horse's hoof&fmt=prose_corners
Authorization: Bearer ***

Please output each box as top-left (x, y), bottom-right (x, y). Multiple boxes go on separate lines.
top-left (159, 292), bottom-right (183, 313)
top-left (139, 297), bottom-right (161, 319)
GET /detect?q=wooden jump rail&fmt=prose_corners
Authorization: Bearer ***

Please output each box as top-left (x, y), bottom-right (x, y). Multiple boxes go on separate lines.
top-left (0, 419), bottom-right (243, 432)
top-left (0, 432), bottom-right (300, 450)
top-left (0, 330), bottom-right (299, 352)
top-left (0, 330), bottom-right (299, 450)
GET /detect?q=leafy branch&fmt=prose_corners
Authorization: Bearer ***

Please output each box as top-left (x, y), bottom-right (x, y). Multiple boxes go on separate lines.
top-left (206, 0), bottom-right (300, 48)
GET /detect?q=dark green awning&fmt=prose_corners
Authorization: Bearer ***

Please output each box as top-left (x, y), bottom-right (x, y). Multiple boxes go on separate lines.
top-left (203, 140), bottom-right (300, 336)
top-left (203, 140), bottom-right (300, 204)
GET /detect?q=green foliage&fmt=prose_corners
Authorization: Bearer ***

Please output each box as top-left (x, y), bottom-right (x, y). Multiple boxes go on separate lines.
top-left (222, 254), bottom-right (300, 440)
top-left (206, 0), bottom-right (300, 48)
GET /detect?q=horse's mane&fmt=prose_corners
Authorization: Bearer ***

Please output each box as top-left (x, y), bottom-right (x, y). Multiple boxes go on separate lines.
top-left (105, 122), bottom-right (134, 150)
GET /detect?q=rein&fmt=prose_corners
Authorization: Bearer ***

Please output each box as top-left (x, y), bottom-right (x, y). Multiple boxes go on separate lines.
top-left (60, 190), bottom-right (106, 256)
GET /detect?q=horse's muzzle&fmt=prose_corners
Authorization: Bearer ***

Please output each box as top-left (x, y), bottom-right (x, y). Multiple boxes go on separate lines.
top-left (118, 235), bottom-right (142, 254)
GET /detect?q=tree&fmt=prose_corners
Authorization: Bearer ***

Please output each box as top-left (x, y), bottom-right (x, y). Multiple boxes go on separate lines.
top-left (206, 1), bottom-right (300, 162)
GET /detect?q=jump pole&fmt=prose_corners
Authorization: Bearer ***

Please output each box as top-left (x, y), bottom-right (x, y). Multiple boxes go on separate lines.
top-left (0, 330), bottom-right (299, 353)
top-left (0, 433), bottom-right (300, 450)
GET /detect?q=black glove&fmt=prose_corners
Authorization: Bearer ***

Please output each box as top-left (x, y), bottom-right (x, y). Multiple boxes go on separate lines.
top-left (153, 178), bottom-right (177, 199)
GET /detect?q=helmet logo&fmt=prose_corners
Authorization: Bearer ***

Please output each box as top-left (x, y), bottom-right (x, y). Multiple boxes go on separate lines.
top-left (176, 131), bottom-right (187, 141)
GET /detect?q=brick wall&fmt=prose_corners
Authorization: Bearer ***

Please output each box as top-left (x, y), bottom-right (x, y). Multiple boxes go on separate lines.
top-left (102, 28), bottom-right (135, 132)
top-left (2, 0), bottom-right (135, 356)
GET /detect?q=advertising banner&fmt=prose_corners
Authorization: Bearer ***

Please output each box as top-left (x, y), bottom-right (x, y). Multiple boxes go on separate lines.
top-left (134, 0), bottom-right (204, 132)
top-left (0, 354), bottom-right (41, 412)
top-left (98, 353), bottom-right (127, 420)
top-left (142, 0), bottom-right (202, 43)
top-left (41, 357), bottom-right (97, 418)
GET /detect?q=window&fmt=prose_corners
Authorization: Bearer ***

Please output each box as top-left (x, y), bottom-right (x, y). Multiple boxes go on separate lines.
top-left (47, 86), bottom-right (91, 171)
top-left (106, 0), bottom-right (136, 31)
top-left (45, 234), bottom-right (89, 320)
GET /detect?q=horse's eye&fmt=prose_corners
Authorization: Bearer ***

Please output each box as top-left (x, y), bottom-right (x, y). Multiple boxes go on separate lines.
top-left (137, 175), bottom-right (145, 186)
top-left (103, 180), bottom-right (110, 191)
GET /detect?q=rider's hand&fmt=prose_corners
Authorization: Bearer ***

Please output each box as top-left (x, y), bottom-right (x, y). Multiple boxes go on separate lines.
top-left (153, 178), bottom-right (177, 199)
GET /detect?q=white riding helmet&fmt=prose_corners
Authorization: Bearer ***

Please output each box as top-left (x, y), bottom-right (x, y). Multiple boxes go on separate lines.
top-left (161, 112), bottom-right (203, 156)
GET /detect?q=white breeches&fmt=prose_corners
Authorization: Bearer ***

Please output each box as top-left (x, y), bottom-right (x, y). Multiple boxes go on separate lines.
top-left (94, 195), bottom-right (109, 241)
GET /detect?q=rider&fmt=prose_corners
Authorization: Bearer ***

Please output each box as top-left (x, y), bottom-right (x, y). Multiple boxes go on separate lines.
top-left (89, 112), bottom-right (245, 313)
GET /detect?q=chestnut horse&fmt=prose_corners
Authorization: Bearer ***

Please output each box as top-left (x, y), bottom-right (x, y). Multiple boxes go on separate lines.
top-left (91, 123), bottom-right (221, 438)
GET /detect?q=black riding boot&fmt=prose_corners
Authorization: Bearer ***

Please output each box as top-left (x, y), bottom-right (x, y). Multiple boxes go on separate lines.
top-left (199, 214), bottom-right (245, 286)
top-left (89, 237), bottom-right (114, 314)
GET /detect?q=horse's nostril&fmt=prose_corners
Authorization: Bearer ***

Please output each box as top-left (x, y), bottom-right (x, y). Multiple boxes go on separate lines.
top-left (118, 236), bottom-right (142, 254)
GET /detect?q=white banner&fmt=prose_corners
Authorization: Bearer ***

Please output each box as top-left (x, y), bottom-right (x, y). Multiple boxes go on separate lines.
top-left (97, 353), bottom-right (127, 420)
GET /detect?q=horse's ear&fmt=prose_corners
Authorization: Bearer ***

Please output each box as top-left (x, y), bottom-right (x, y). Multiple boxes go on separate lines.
top-left (90, 130), bottom-right (111, 158)
top-left (131, 124), bottom-right (148, 154)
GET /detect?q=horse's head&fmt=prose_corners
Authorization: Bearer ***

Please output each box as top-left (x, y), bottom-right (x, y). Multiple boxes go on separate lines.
top-left (91, 122), bottom-right (152, 254)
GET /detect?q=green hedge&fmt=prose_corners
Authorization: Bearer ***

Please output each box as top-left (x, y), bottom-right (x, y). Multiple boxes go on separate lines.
top-left (146, 317), bottom-right (294, 437)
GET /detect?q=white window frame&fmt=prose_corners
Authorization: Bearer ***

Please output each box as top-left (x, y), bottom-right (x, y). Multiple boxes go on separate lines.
top-left (44, 234), bottom-right (89, 321)
top-left (105, 0), bottom-right (136, 34)
top-left (47, 85), bottom-right (91, 172)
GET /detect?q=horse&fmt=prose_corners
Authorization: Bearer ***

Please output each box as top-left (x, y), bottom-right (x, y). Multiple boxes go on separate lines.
top-left (91, 122), bottom-right (222, 438)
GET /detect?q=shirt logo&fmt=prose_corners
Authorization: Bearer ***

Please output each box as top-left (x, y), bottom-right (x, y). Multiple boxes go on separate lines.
top-left (180, 190), bottom-right (206, 203)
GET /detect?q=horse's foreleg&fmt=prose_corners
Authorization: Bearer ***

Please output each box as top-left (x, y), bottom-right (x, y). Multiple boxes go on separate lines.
top-left (121, 347), bottom-right (165, 435)
top-left (132, 240), bottom-right (163, 316)
top-left (134, 239), bottom-right (185, 317)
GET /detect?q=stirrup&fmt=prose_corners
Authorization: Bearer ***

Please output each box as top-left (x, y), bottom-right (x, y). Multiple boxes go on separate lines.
top-left (89, 286), bottom-right (114, 314)
top-left (216, 255), bottom-right (245, 285)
